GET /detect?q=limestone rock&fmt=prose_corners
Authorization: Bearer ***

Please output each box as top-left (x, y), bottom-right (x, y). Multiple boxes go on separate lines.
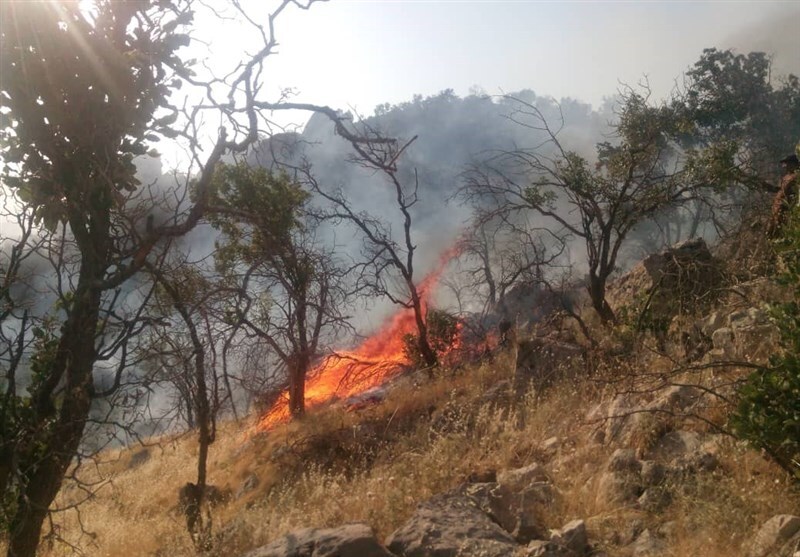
top-left (629, 529), bottom-right (666, 557)
top-left (498, 463), bottom-right (550, 492)
top-left (242, 523), bottom-right (393, 557)
top-left (596, 450), bottom-right (643, 507)
top-left (549, 520), bottom-right (587, 555)
top-left (386, 492), bottom-right (519, 557)
top-left (464, 480), bottom-right (554, 543)
top-left (526, 540), bottom-right (577, 557)
top-left (747, 515), bottom-right (800, 557)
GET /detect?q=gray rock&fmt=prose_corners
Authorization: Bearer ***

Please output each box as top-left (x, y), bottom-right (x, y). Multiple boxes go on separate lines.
top-left (646, 430), bottom-right (702, 462)
top-left (596, 450), bottom-right (644, 507)
top-left (498, 463), bottom-right (550, 492)
top-left (549, 520), bottom-right (587, 555)
top-left (526, 540), bottom-right (577, 557)
top-left (639, 461), bottom-right (666, 486)
top-left (386, 492), bottom-right (519, 557)
top-left (636, 488), bottom-right (671, 512)
top-left (630, 529), bottom-right (666, 557)
top-left (236, 473), bottom-right (260, 499)
top-left (242, 523), bottom-right (393, 557)
top-left (747, 515), bottom-right (800, 557)
top-left (464, 481), bottom-right (551, 543)
top-left (606, 449), bottom-right (642, 474)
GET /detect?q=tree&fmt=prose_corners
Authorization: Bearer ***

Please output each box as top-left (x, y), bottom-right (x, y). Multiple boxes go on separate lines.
top-left (304, 131), bottom-right (441, 370)
top-left (208, 162), bottom-right (352, 418)
top-left (456, 214), bottom-right (566, 319)
top-left (147, 264), bottom-right (230, 549)
top-left (462, 89), bottom-right (728, 324)
top-left (0, 2), bottom-right (368, 554)
top-left (679, 48), bottom-right (800, 181)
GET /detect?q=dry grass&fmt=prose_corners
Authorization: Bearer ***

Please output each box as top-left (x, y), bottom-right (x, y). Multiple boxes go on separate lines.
top-left (7, 322), bottom-right (797, 557)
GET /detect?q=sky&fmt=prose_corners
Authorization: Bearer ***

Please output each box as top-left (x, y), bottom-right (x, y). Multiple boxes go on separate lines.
top-left (195, 0), bottom-right (800, 122)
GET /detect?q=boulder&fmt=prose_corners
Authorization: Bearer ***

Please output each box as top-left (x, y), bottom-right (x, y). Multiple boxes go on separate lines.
top-left (497, 463), bottom-right (551, 492)
top-left (549, 519), bottom-right (588, 555)
top-left (747, 515), bottom-right (800, 557)
top-left (629, 529), bottom-right (666, 557)
top-left (242, 523), bottom-right (393, 557)
top-left (465, 482), bottom-right (546, 543)
top-left (595, 450), bottom-right (643, 507)
top-left (386, 492), bottom-right (519, 557)
top-left (526, 540), bottom-right (577, 557)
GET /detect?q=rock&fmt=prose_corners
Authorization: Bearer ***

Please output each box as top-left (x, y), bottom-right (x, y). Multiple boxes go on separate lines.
top-left (596, 450), bottom-right (643, 507)
top-left (637, 487), bottom-right (671, 512)
top-left (498, 463), bottom-right (550, 492)
top-left (386, 492), bottom-right (519, 557)
top-left (630, 529), bottom-right (666, 557)
top-left (236, 473), bottom-right (260, 499)
top-left (526, 540), bottom-right (577, 556)
top-left (646, 430), bottom-right (702, 462)
top-left (549, 520), bottom-right (587, 555)
top-left (607, 449), bottom-right (641, 473)
top-left (639, 461), bottom-right (666, 486)
top-left (242, 523), bottom-right (392, 557)
top-left (541, 437), bottom-right (560, 452)
top-left (464, 481), bottom-right (551, 543)
top-left (747, 515), bottom-right (800, 557)
top-left (646, 385), bottom-right (699, 414)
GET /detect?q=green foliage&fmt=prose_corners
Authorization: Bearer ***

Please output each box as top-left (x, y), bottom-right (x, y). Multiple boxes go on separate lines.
top-left (0, 2), bottom-right (194, 230)
top-left (208, 162), bottom-right (309, 272)
top-left (402, 309), bottom-right (459, 367)
top-left (679, 48), bottom-right (800, 177)
top-left (731, 176), bottom-right (800, 478)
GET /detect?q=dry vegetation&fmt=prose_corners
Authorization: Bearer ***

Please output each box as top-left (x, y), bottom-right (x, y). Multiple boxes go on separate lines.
top-left (21, 315), bottom-right (798, 557)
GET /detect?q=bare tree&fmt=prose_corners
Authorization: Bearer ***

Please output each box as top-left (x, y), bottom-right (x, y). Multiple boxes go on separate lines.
top-left (298, 130), bottom-right (442, 370)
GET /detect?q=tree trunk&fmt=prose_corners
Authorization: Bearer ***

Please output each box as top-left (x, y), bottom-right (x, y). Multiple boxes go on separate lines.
top-left (588, 274), bottom-right (615, 325)
top-left (288, 353), bottom-right (309, 418)
top-left (410, 292), bottom-right (438, 372)
top-left (8, 281), bottom-right (100, 557)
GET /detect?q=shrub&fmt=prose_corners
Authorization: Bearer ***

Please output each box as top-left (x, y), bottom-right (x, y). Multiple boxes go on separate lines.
top-left (731, 143), bottom-right (800, 478)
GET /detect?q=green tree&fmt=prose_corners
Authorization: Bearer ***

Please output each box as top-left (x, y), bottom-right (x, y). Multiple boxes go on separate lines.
top-left (209, 163), bottom-right (351, 418)
top-left (680, 48), bottom-right (800, 181)
top-left (463, 88), bottom-right (726, 324)
top-left (0, 2), bottom-right (340, 555)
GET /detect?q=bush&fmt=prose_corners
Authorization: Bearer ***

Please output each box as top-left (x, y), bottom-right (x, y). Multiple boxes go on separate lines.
top-left (731, 144), bottom-right (800, 478)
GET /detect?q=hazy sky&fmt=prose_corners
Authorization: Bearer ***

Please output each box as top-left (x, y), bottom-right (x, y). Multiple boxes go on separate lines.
top-left (211, 0), bottom-right (800, 119)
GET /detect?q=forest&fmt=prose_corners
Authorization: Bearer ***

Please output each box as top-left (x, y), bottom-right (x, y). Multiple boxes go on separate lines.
top-left (1, 2), bottom-right (799, 556)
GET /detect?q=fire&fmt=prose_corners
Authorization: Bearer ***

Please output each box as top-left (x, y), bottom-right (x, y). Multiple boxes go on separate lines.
top-left (257, 245), bottom-right (460, 430)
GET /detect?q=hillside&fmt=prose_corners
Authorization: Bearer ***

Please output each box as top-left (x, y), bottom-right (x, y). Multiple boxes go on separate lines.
top-left (31, 203), bottom-right (800, 557)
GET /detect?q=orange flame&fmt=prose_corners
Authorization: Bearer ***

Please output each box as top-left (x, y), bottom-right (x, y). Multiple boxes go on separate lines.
top-left (257, 245), bottom-right (460, 430)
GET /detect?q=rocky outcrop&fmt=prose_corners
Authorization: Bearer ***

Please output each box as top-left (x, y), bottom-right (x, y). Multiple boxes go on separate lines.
top-left (747, 515), bottom-right (800, 557)
top-left (242, 523), bottom-right (393, 557)
top-left (386, 492), bottom-right (519, 557)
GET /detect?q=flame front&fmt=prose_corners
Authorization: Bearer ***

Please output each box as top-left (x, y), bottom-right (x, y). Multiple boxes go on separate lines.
top-left (257, 246), bottom-right (459, 430)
